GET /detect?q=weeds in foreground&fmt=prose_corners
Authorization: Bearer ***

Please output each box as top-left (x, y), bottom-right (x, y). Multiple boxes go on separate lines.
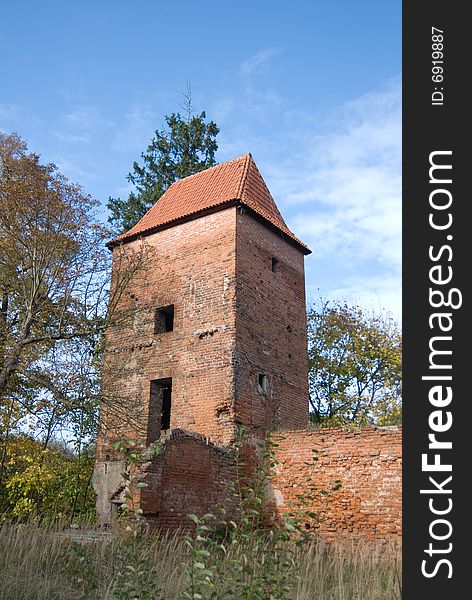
top-left (0, 520), bottom-right (401, 600)
top-left (0, 432), bottom-right (401, 599)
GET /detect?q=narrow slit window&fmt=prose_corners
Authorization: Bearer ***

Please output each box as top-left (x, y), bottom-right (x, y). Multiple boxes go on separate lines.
top-left (154, 305), bottom-right (174, 334)
top-left (161, 382), bottom-right (172, 430)
top-left (257, 373), bottom-right (268, 394)
top-left (148, 378), bottom-right (172, 442)
top-left (271, 257), bottom-right (279, 272)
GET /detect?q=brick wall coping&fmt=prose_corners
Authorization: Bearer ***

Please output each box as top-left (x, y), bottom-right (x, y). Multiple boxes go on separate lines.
top-left (162, 428), bottom-right (235, 458)
top-left (267, 425), bottom-right (401, 436)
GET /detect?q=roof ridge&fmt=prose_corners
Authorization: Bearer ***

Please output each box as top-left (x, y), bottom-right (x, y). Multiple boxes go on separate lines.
top-left (108, 152), bottom-right (310, 254)
top-left (241, 155), bottom-right (287, 226)
top-left (236, 153), bottom-right (251, 199)
top-left (168, 153), bottom-right (251, 189)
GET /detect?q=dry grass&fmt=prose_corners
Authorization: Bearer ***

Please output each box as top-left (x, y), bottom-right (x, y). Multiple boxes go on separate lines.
top-left (294, 538), bottom-right (401, 600)
top-left (0, 521), bottom-right (401, 599)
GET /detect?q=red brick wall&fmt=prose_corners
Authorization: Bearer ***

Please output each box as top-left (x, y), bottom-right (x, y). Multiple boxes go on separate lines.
top-left (98, 207), bottom-right (238, 455)
top-left (269, 427), bottom-right (402, 540)
top-left (97, 206), bottom-right (310, 457)
top-left (95, 206), bottom-right (401, 541)
top-left (235, 210), bottom-right (309, 431)
top-left (132, 427), bottom-right (402, 539)
top-left (136, 430), bottom-right (237, 531)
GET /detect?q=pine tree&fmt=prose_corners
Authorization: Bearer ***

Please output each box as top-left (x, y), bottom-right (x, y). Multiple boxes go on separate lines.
top-left (107, 90), bottom-right (219, 232)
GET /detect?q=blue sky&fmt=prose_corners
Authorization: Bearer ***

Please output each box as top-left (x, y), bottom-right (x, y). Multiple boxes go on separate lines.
top-left (1, 0), bottom-right (401, 319)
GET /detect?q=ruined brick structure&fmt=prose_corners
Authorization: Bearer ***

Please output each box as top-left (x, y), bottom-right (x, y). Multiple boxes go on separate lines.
top-left (269, 427), bottom-right (402, 540)
top-left (93, 154), bottom-right (402, 539)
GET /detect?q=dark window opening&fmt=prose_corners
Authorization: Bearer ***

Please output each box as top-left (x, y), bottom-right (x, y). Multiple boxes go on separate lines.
top-left (257, 373), bottom-right (268, 394)
top-left (271, 257), bottom-right (279, 272)
top-left (154, 305), bottom-right (174, 334)
top-left (148, 378), bottom-right (172, 442)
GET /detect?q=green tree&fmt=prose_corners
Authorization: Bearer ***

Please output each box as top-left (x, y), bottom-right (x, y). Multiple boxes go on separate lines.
top-left (307, 299), bottom-right (402, 426)
top-left (0, 132), bottom-right (146, 498)
top-left (0, 131), bottom-right (112, 493)
top-left (0, 132), bottom-right (109, 395)
top-left (107, 90), bottom-right (219, 232)
top-left (0, 434), bottom-right (95, 518)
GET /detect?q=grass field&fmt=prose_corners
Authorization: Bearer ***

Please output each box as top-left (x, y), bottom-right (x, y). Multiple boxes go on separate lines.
top-left (0, 521), bottom-right (401, 599)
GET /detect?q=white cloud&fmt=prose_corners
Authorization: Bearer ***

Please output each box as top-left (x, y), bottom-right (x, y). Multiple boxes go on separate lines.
top-left (111, 101), bottom-right (158, 152)
top-left (0, 103), bottom-right (43, 131)
top-left (272, 79), bottom-right (402, 319)
top-left (52, 157), bottom-right (99, 182)
top-left (53, 131), bottom-right (90, 143)
top-left (290, 81), bottom-right (401, 268)
top-left (306, 273), bottom-right (402, 322)
top-left (64, 106), bottom-right (106, 129)
top-left (49, 106), bottom-right (115, 150)
top-left (212, 76), bottom-right (401, 320)
top-left (241, 48), bottom-right (283, 76)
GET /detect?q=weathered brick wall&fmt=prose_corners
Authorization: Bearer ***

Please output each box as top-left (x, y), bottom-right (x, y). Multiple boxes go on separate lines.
top-left (136, 430), bottom-right (237, 531)
top-left (97, 205), bottom-right (310, 458)
top-left (129, 426), bottom-right (402, 540)
top-left (235, 209), bottom-right (309, 431)
top-left (97, 207), bottom-right (238, 457)
top-left (269, 427), bottom-right (402, 540)
top-left (94, 201), bottom-right (401, 540)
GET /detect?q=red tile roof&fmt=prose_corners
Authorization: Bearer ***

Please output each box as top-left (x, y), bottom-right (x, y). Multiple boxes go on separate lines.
top-left (109, 153), bottom-right (310, 254)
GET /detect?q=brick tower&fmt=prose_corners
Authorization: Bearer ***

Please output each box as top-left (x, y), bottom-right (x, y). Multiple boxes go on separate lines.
top-left (94, 154), bottom-right (311, 525)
